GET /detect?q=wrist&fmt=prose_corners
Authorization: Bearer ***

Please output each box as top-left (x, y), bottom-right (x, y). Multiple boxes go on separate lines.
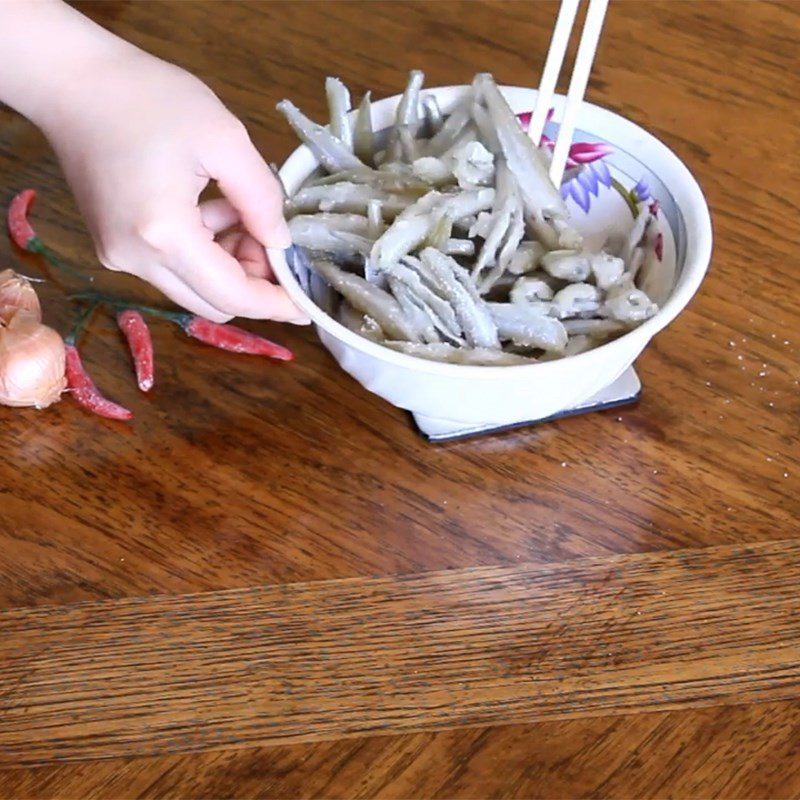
top-left (0, 0), bottom-right (139, 129)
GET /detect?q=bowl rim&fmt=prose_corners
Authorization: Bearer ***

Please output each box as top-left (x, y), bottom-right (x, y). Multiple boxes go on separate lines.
top-left (271, 84), bottom-right (713, 379)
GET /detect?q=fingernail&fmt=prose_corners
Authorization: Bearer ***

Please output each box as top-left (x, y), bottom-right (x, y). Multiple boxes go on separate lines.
top-left (270, 233), bottom-right (291, 250)
top-left (278, 217), bottom-right (293, 247)
top-left (291, 315), bottom-right (312, 326)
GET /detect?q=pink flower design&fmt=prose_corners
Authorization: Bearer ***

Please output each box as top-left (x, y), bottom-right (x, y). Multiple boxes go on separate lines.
top-left (567, 141), bottom-right (614, 164)
top-left (516, 110), bottom-right (533, 129)
top-left (516, 109), bottom-right (613, 212)
top-left (517, 109), bottom-right (611, 170)
top-left (515, 109), bottom-right (659, 219)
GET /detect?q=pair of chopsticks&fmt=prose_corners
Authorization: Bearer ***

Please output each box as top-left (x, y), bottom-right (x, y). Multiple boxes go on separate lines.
top-left (527, 0), bottom-right (610, 187)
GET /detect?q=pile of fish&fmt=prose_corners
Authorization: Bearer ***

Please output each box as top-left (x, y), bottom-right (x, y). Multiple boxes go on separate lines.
top-left (277, 71), bottom-right (661, 366)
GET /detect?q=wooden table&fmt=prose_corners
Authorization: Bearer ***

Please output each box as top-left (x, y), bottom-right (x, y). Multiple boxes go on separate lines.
top-left (1, 1), bottom-right (798, 797)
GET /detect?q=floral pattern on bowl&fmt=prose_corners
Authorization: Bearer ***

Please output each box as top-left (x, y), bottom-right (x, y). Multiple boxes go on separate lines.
top-left (515, 110), bottom-right (674, 306)
top-left (518, 108), bottom-right (658, 237)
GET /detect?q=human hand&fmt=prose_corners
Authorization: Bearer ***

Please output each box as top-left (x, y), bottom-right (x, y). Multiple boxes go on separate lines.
top-left (40, 49), bottom-right (307, 324)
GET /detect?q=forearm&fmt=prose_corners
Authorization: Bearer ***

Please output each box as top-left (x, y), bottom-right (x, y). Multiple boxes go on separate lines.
top-left (0, 0), bottom-right (136, 129)
top-left (0, 0), bottom-right (296, 320)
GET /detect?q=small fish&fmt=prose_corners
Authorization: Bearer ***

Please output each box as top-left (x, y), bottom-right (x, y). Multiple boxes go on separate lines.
top-left (473, 73), bottom-right (566, 220)
top-left (325, 77), bottom-right (353, 151)
top-left (279, 72), bottom-right (665, 365)
top-left (354, 92), bottom-right (375, 165)
top-left (421, 248), bottom-right (499, 349)
top-left (312, 258), bottom-right (422, 342)
top-left (489, 303), bottom-right (568, 352)
top-left (383, 341), bottom-right (532, 365)
top-left (277, 100), bottom-right (366, 173)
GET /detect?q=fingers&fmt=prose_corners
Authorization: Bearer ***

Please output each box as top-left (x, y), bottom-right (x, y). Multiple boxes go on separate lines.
top-left (142, 264), bottom-right (233, 323)
top-left (199, 197), bottom-right (240, 234)
top-left (203, 131), bottom-right (292, 249)
top-left (169, 222), bottom-right (308, 323)
top-left (129, 202), bottom-right (302, 323)
top-left (218, 230), bottom-right (244, 257)
top-left (200, 200), bottom-right (274, 278)
top-left (218, 230), bottom-right (275, 280)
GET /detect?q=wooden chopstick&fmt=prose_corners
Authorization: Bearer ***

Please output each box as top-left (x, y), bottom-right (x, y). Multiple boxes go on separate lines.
top-left (528, 0), bottom-right (610, 188)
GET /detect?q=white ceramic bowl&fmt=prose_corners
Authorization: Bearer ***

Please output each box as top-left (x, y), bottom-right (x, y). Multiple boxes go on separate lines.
top-left (270, 85), bottom-right (713, 426)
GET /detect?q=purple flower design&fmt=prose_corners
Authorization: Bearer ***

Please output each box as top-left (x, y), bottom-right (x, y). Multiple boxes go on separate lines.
top-left (517, 109), bottom-right (614, 213)
top-left (590, 158), bottom-right (611, 187)
top-left (578, 164), bottom-right (599, 197)
top-left (516, 110), bottom-right (657, 217)
top-left (633, 178), bottom-right (651, 203)
top-left (562, 174), bottom-right (589, 211)
top-left (560, 161), bottom-right (613, 212)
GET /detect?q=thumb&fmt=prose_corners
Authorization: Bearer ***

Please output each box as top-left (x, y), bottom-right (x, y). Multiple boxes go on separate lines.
top-left (204, 125), bottom-right (291, 249)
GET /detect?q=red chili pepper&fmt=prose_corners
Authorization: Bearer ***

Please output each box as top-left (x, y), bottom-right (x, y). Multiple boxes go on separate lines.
top-left (117, 309), bottom-right (155, 392)
top-left (8, 189), bottom-right (37, 250)
top-left (8, 189), bottom-right (88, 281)
top-left (181, 316), bottom-right (294, 361)
top-left (64, 343), bottom-right (133, 421)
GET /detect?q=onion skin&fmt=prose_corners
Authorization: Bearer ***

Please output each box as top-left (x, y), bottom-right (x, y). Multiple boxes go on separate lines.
top-left (0, 269), bottom-right (41, 325)
top-left (0, 310), bottom-right (66, 409)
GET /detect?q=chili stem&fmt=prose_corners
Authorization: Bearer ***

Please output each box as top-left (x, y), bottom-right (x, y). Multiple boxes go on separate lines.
top-left (69, 291), bottom-right (185, 322)
top-left (65, 301), bottom-right (99, 346)
top-left (29, 239), bottom-right (92, 282)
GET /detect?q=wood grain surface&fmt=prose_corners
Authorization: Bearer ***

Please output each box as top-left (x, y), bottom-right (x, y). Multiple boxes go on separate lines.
top-left (1, 0), bottom-right (799, 797)
top-left (3, 539), bottom-right (800, 766)
top-left (6, 700), bottom-right (800, 799)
